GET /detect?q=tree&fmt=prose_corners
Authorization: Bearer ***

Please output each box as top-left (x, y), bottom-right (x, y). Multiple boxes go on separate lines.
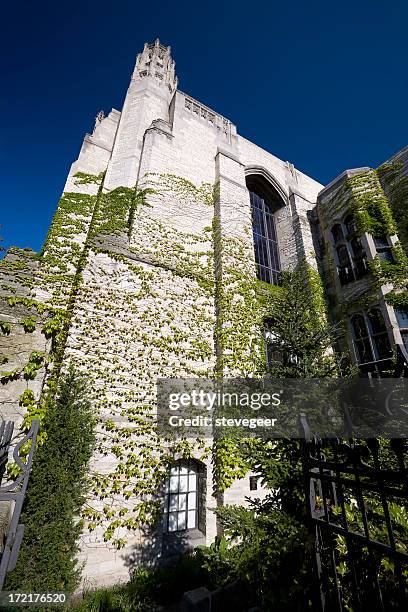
top-left (212, 267), bottom-right (352, 608)
top-left (263, 265), bottom-right (346, 378)
top-left (6, 366), bottom-right (95, 592)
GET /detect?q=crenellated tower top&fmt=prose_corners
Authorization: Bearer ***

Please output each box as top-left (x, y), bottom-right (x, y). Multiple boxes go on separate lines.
top-left (133, 39), bottom-right (178, 94)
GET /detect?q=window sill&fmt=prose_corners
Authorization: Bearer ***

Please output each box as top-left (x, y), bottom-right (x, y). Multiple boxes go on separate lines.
top-left (162, 528), bottom-right (206, 557)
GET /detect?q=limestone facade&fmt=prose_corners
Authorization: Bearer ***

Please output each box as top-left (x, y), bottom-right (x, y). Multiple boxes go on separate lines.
top-left (1, 39), bottom-right (407, 587)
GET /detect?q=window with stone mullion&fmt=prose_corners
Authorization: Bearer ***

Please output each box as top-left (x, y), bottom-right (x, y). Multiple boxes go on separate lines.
top-left (164, 462), bottom-right (198, 532)
top-left (250, 192), bottom-right (280, 285)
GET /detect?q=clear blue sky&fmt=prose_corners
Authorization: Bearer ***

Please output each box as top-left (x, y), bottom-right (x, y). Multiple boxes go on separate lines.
top-left (1, 0), bottom-right (407, 252)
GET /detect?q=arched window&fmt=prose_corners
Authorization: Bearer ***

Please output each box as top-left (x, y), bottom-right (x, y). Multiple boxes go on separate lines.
top-left (350, 236), bottom-right (368, 278)
top-left (351, 314), bottom-right (373, 363)
top-left (331, 224), bottom-right (344, 245)
top-left (336, 245), bottom-right (352, 268)
top-left (246, 175), bottom-right (283, 285)
top-left (336, 245), bottom-right (354, 285)
top-left (374, 236), bottom-right (394, 263)
top-left (164, 460), bottom-right (199, 532)
top-left (351, 309), bottom-right (392, 364)
top-left (367, 308), bottom-right (392, 359)
top-left (331, 214), bottom-right (368, 285)
top-left (344, 215), bottom-right (357, 236)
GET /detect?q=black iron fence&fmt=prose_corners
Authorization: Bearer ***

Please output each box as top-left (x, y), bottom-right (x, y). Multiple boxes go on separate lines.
top-left (0, 419), bottom-right (39, 591)
top-left (301, 413), bottom-right (408, 611)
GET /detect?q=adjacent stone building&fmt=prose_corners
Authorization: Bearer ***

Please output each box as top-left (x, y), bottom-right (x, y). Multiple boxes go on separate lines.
top-left (1, 39), bottom-right (407, 587)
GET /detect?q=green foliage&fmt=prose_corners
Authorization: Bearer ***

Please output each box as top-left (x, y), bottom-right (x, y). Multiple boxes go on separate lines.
top-left (0, 351), bottom-right (45, 385)
top-left (385, 290), bottom-right (408, 309)
top-left (212, 500), bottom-right (314, 609)
top-left (0, 368), bottom-right (20, 384)
top-left (209, 266), bottom-right (355, 608)
top-left (0, 320), bottom-right (11, 334)
top-left (6, 366), bottom-right (95, 593)
top-left (20, 316), bottom-right (36, 332)
top-left (1, 172), bottom-right (215, 546)
top-left (377, 162), bottom-right (408, 255)
top-left (6, 295), bottom-right (48, 313)
top-left (370, 242), bottom-right (408, 289)
top-left (264, 266), bottom-right (347, 378)
top-left (23, 351), bottom-right (44, 380)
top-left (18, 389), bottom-right (36, 409)
top-left (195, 536), bottom-right (236, 587)
top-left (213, 437), bottom-right (251, 491)
top-left (41, 310), bottom-right (67, 340)
top-left (330, 489), bottom-right (408, 607)
top-left (90, 186), bottom-right (135, 237)
top-left (73, 171), bottom-right (104, 185)
top-left (70, 555), bottom-right (207, 611)
top-left (70, 585), bottom-right (133, 612)
top-left (146, 172), bottom-right (213, 207)
top-left (347, 170), bottom-right (396, 237)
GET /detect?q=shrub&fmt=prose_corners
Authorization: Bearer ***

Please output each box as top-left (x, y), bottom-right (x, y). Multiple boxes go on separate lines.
top-left (213, 499), bottom-right (315, 610)
top-left (70, 555), bottom-right (207, 611)
top-left (5, 366), bottom-right (96, 592)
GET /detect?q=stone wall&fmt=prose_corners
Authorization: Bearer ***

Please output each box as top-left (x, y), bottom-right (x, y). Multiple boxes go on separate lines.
top-left (0, 41), bottom-right (325, 588)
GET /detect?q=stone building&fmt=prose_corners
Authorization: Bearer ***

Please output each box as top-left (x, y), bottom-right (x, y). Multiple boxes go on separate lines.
top-left (1, 39), bottom-right (407, 587)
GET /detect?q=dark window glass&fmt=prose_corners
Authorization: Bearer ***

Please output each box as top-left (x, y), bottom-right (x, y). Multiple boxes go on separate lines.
top-left (336, 245), bottom-right (351, 268)
top-left (164, 462), bottom-right (198, 532)
top-left (249, 476), bottom-right (258, 491)
top-left (395, 308), bottom-right (408, 328)
top-left (331, 224), bottom-right (344, 245)
top-left (352, 310), bottom-right (392, 364)
top-left (378, 250), bottom-right (395, 263)
top-left (350, 237), bottom-right (368, 279)
top-left (372, 333), bottom-right (393, 360)
top-left (355, 338), bottom-right (374, 363)
top-left (367, 308), bottom-right (387, 334)
top-left (352, 314), bottom-right (368, 339)
top-left (264, 321), bottom-right (282, 368)
top-left (374, 236), bottom-right (394, 263)
top-left (250, 191), bottom-right (281, 285)
top-left (350, 237), bottom-right (365, 260)
top-left (351, 314), bottom-right (374, 363)
top-left (336, 245), bottom-right (355, 285)
top-left (402, 332), bottom-right (408, 353)
top-left (374, 236), bottom-right (389, 249)
top-left (344, 215), bottom-right (357, 236)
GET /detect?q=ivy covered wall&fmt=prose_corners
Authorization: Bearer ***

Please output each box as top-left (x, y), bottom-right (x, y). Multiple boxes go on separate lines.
top-left (316, 164), bottom-right (408, 362)
top-left (1, 42), bottom-right (329, 588)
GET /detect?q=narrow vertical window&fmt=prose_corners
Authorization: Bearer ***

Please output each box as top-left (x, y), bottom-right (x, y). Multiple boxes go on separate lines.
top-left (350, 237), bottom-right (368, 278)
top-left (250, 191), bottom-right (281, 285)
top-left (164, 462), bottom-right (199, 532)
top-left (263, 319), bottom-right (282, 369)
top-left (367, 308), bottom-right (392, 359)
top-left (249, 476), bottom-right (258, 491)
top-left (351, 314), bottom-right (373, 363)
top-left (331, 215), bottom-right (368, 285)
top-left (374, 236), bottom-right (394, 263)
top-left (351, 309), bottom-right (392, 364)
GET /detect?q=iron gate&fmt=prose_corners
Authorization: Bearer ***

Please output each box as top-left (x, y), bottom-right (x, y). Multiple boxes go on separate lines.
top-left (0, 419), bottom-right (39, 590)
top-left (300, 413), bottom-right (408, 611)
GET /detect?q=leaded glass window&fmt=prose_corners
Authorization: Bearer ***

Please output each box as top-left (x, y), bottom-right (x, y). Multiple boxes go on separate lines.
top-left (164, 462), bottom-right (198, 532)
top-left (367, 308), bottom-right (392, 359)
top-left (351, 314), bottom-right (373, 364)
top-left (250, 191), bottom-right (280, 285)
top-left (351, 309), bottom-right (392, 364)
top-left (331, 215), bottom-right (368, 284)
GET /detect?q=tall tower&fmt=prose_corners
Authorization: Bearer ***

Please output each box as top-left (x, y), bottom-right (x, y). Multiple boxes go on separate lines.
top-left (103, 39), bottom-right (178, 190)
